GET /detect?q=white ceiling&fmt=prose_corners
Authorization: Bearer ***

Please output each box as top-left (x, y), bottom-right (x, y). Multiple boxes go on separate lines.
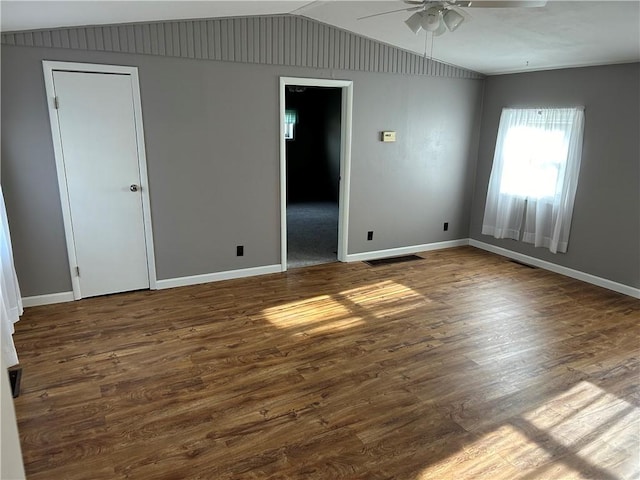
top-left (1, 1), bottom-right (639, 75)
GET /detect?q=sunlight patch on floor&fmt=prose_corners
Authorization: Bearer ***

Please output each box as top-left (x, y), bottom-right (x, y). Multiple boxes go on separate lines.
top-left (262, 295), bottom-right (355, 329)
top-left (414, 426), bottom-right (522, 479)
top-left (262, 281), bottom-right (427, 332)
top-left (416, 381), bottom-right (639, 479)
top-left (301, 317), bottom-right (365, 335)
top-left (339, 280), bottom-right (429, 317)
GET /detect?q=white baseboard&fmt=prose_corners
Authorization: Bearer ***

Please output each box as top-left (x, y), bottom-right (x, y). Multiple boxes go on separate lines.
top-left (22, 291), bottom-right (75, 307)
top-left (469, 239), bottom-right (640, 299)
top-left (21, 243), bottom-right (639, 303)
top-left (345, 239), bottom-right (470, 263)
top-left (156, 264), bottom-right (282, 290)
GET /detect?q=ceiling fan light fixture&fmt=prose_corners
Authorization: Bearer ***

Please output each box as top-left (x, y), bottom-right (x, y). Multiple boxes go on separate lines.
top-left (421, 6), bottom-right (443, 32)
top-left (404, 11), bottom-right (424, 34)
top-left (433, 20), bottom-right (447, 36)
top-left (443, 9), bottom-right (464, 31)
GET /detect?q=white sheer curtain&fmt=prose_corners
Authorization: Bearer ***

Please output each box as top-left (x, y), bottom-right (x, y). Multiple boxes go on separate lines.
top-left (1, 185), bottom-right (23, 367)
top-left (482, 107), bottom-right (585, 254)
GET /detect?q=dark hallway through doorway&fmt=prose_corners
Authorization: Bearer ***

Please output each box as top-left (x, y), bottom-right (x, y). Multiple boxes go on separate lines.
top-left (285, 86), bottom-right (342, 269)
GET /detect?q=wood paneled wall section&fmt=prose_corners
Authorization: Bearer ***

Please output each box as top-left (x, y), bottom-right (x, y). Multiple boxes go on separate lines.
top-left (1, 15), bottom-right (484, 79)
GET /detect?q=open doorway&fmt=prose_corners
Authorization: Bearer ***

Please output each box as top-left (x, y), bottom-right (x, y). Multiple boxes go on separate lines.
top-left (279, 77), bottom-right (353, 271)
top-left (286, 86), bottom-right (341, 268)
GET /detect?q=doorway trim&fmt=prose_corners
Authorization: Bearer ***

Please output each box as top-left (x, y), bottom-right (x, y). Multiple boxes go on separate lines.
top-left (279, 76), bottom-right (353, 272)
top-left (42, 61), bottom-right (157, 299)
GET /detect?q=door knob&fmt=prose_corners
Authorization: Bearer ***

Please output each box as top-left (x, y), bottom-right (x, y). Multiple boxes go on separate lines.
top-left (130, 184), bottom-right (139, 192)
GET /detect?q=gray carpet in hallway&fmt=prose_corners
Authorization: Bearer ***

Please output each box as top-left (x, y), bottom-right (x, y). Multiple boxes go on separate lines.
top-left (287, 202), bottom-right (338, 269)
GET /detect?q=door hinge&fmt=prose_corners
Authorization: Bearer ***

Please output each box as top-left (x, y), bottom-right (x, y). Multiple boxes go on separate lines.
top-left (75, 266), bottom-right (80, 276)
top-left (54, 96), bottom-right (60, 109)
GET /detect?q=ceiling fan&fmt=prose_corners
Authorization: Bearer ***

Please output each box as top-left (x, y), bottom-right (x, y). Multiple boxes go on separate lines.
top-left (359, 1), bottom-right (547, 36)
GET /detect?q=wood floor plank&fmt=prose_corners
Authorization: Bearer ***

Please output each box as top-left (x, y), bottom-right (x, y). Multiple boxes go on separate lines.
top-left (11, 246), bottom-right (640, 479)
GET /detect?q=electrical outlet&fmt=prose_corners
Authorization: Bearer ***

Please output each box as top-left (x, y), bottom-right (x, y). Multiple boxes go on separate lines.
top-left (444, 222), bottom-right (449, 231)
top-left (367, 231), bottom-right (373, 241)
top-left (236, 245), bottom-right (244, 256)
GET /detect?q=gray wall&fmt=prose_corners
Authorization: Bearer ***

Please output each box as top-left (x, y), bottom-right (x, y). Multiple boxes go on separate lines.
top-left (349, 72), bottom-right (481, 252)
top-left (1, 44), bottom-right (483, 296)
top-left (470, 63), bottom-right (640, 288)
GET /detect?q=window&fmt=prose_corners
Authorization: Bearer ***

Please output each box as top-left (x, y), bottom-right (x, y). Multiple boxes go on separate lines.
top-left (481, 107), bottom-right (585, 253)
top-left (284, 109), bottom-right (297, 140)
top-left (499, 123), bottom-right (569, 198)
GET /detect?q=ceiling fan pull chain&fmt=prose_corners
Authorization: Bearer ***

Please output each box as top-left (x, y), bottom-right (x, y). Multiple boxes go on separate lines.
top-left (430, 31), bottom-right (434, 60)
top-left (423, 29), bottom-right (428, 58)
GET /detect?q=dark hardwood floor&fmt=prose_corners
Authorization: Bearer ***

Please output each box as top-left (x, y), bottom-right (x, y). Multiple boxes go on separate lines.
top-left (12, 246), bottom-right (640, 479)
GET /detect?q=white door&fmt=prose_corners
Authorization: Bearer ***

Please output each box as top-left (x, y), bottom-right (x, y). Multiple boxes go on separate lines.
top-left (51, 70), bottom-right (150, 298)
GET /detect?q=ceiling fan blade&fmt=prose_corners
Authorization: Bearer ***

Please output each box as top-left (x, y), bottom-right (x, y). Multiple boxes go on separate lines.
top-left (464, 1), bottom-right (547, 7)
top-left (357, 5), bottom-right (421, 21)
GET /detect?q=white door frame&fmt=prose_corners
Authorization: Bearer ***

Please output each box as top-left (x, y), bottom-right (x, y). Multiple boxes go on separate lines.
top-left (279, 76), bottom-right (353, 272)
top-left (42, 60), bottom-right (157, 299)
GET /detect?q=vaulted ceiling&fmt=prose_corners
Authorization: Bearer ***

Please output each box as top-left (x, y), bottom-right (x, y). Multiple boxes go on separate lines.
top-left (2, 1), bottom-right (639, 75)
